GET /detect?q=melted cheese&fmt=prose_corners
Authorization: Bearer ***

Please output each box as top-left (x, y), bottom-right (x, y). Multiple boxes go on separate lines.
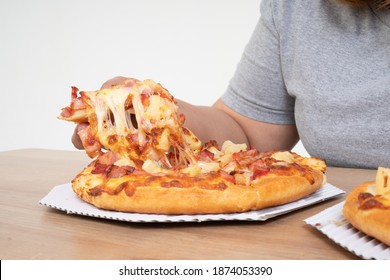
top-left (83, 79), bottom-right (200, 169)
top-left (87, 86), bottom-right (136, 137)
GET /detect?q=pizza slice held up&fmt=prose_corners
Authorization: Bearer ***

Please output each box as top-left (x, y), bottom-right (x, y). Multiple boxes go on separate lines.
top-left (59, 78), bottom-right (326, 214)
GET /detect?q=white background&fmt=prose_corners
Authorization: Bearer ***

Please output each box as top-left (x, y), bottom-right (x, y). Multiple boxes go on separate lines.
top-left (0, 0), bottom-right (308, 156)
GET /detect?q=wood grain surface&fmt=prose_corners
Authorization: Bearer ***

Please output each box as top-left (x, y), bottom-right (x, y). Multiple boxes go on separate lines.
top-left (0, 149), bottom-right (376, 259)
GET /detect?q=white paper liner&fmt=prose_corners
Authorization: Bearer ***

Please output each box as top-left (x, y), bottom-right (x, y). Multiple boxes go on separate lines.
top-left (40, 183), bottom-right (343, 223)
top-left (304, 202), bottom-right (390, 260)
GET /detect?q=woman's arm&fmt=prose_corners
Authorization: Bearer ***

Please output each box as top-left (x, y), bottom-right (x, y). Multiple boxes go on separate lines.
top-left (179, 98), bottom-right (299, 152)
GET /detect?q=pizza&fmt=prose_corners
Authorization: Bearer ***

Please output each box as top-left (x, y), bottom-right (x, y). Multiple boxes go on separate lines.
top-left (343, 167), bottom-right (390, 246)
top-left (59, 78), bottom-right (326, 214)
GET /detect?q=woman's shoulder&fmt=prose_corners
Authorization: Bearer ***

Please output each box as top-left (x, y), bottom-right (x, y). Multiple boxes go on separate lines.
top-left (261, 0), bottom-right (353, 20)
top-left (260, 0), bottom-right (329, 33)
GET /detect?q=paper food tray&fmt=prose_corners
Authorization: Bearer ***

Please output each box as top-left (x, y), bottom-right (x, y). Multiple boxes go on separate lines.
top-left (40, 183), bottom-right (343, 223)
top-left (305, 202), bottom-right (390, 260)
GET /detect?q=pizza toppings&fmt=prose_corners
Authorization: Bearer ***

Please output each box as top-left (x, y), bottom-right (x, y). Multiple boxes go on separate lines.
top-left (60, 77), bottom-right (327, 215)
top-left (82, 142), bottom-right (323, 191)
top-left (77, 124), bottom-right (102, 158)
top-left (358, 192), bottom-right (386, 210)
top-left (60, 79), bottom-right (202, 168)
top-left (60, 86), bottom-right (88, 122)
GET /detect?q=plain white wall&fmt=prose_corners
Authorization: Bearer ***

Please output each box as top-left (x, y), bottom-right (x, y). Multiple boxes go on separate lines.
top-left (0, 0), bottom-right (308, 156)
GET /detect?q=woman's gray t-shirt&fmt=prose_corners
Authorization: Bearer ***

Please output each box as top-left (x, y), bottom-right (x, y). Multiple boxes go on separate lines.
top-left (221, 0), bottom-right (390, 168)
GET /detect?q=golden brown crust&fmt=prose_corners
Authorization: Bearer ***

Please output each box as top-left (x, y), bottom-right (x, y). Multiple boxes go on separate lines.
top-left (343, 182), bottom-right (390, 246)
top-left (252, 170), bottom-right (324, 210)
top-left (72, 165), bottom-right (325, 214)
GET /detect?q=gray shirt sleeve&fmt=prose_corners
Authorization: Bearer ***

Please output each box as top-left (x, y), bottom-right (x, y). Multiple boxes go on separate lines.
top-left (221, 0), bottom-right (296, 125)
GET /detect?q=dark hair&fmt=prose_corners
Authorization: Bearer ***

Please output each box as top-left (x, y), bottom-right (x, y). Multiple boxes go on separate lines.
top-left (338, 0), bottom-right (390, 9)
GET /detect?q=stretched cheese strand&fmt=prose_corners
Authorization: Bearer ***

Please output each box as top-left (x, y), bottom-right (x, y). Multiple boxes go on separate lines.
top-left (82, 79), bottom-right (199, 167)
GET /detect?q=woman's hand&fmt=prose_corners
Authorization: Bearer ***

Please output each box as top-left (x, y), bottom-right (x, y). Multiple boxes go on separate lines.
top-left (99, 76), bottom-right (130, 89)
top-left (71, 122), bottom-right (88, 149)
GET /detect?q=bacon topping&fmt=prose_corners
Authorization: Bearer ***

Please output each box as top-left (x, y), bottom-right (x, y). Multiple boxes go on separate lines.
top-left (60, 107), bottom-right (72, 118)
top-left (107, 165), bottom-right (135, 178)
top-left (89, 182), bottom-right (126, 196)
top-left (60, 87), bottom-right (86, 118)
top-left (220, 171), bottom-right (235, 183)
top-left (250, 160), bottom-right (270, 179)
top-left (252, 167), bottom-right (270, 179)
top-left (233, 149), bottom-right (259, 166)
top-left (77, 125), bottom-right (102, 158)
top-left (89, 182), bottom-right (137, 197)
top-left (358, 192), bottom-right (388, 210)
top-left (197, 150), bottom-right (214, 162)
top-left (91, 152), bottom-right (135, 178)
top-left (161, 180), bottom-right (184, 188)
top-left (204, 140), bottom-right (219, 149)
top-left (91, 164), bottom-right (110, 174)
top-left (359, 197), bottom-right (385, 210)
top-left (96, 151), bottom-right (121, 165)
top-left (92, 163), bottom-right (135, 178)
top-left (358, 192), bottom-right (374, 204)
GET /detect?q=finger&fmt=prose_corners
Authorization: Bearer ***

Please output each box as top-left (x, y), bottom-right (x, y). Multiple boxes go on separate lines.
top-left (100, 76), bottom-right (129, 89)
top-left (71, 122), bottom-right (89, 149)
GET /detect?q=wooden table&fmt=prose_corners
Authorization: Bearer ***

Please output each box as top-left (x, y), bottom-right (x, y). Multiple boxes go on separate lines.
top-left (0, 149), bottom-right (376, 260)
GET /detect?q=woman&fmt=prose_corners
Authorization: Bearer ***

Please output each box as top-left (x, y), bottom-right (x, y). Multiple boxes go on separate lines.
top-left (72, 0), bottom-right (390, 169)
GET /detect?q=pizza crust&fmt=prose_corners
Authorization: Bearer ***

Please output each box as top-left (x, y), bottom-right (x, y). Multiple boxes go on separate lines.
top-left (343, 182), bottom-right (390, 246)
top-left (72, 166), bottom-right (325, 214)
top-left (253, 171), bottom-right (325, 210)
